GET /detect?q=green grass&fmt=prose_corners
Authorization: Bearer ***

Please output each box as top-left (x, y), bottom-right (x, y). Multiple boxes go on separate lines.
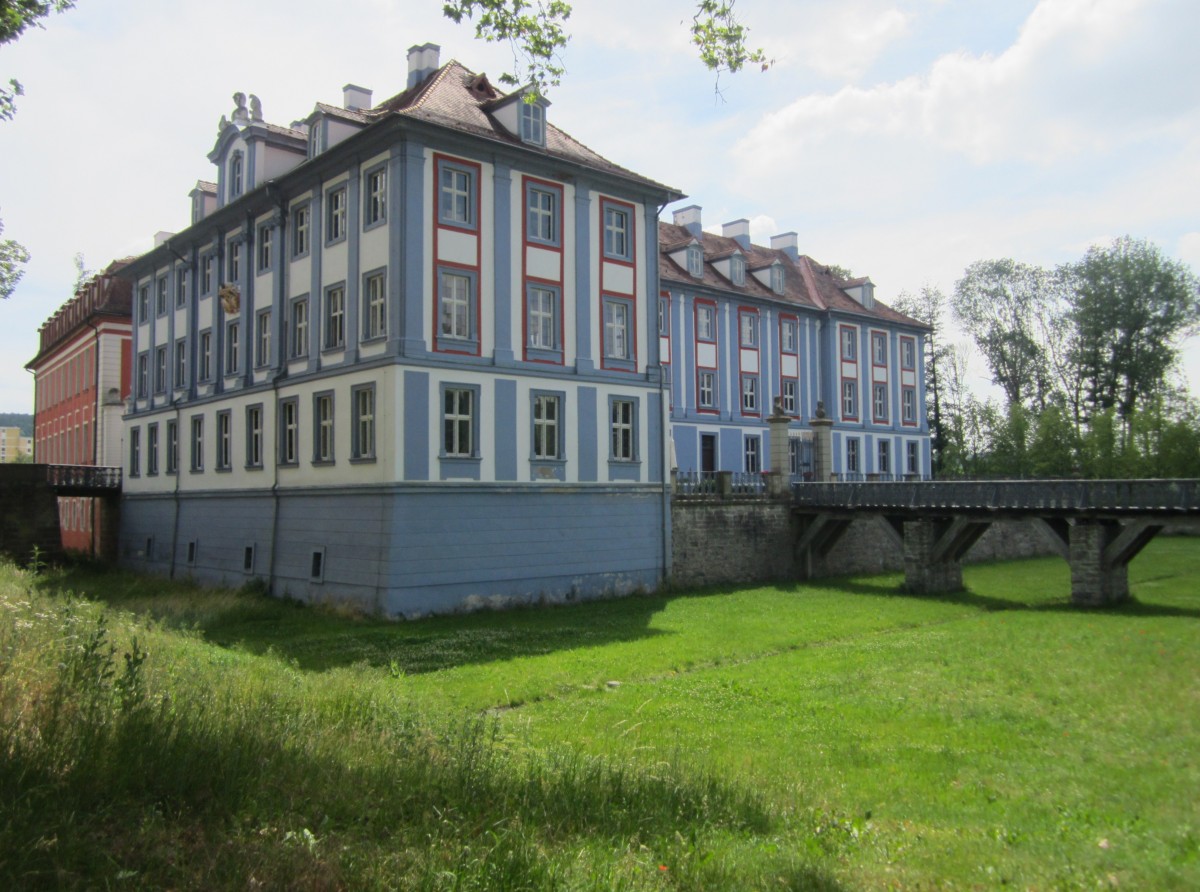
top-left (2, 540), bottom-right (1198, 889)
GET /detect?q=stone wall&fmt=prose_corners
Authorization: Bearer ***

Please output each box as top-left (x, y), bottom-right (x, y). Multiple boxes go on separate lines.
top-left (0, 465), bottom-right (64, 566)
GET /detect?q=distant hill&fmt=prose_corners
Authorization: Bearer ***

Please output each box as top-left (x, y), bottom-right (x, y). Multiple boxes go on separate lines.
top-left (0, 413), bottom-right (33, 436)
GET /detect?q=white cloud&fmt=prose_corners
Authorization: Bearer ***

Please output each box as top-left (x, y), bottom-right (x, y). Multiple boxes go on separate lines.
top-left (772, 5), bottom-right (912, 81)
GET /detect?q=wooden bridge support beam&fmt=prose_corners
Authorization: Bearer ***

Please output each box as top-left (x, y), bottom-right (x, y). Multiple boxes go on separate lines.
top-left (1068, 519), bottom-right (1163, 607)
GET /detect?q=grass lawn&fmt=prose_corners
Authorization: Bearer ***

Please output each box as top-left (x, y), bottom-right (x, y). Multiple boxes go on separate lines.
top-left (2, 538), bottom-right (1197, 889)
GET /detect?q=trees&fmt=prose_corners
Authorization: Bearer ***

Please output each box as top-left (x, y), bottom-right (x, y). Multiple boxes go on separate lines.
top-left (1068, 236), bottom-right (1200, 426)
top-left (0, 219), bottom-right (30, 300)
top-left (893, 285), bottom-right (951, 475)
top-left (442, 0), bottom-right (766, 98)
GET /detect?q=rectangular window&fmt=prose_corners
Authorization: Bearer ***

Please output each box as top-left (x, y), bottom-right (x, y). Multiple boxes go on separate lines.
top-left (314, 392), bottom-right (334, 463)
top-left (292, 204), bottom-right (310, 257)
top-left (686, 244), bottom-right (702, 277)
top-left (902, 387), bottom-right (916, 424)
top-left (365, 165), bottom-right (387, 227)
top-left (603, 202), bottom-right (631, 260)
top-left (840, 325), bottom-right (857, 361)
top-left (257, 224), bottom-right (272, 272)
top-left (878, 439), bottom-right (890, 475)
top-left (156, 277), bottom-right (168, 316)
top-left (526, 183), bottom-right (558, 245)
top-left (842, 380), bottom-right (858, 419)
top-left (199, 331), bottom-right (212, 381)
top-left (730, 255), bottom-right (746, 286)
top-left (228, 240), bottom-right (241, 281)
top-left (136, 352), bottom-right (148, 399)
top-left (154, 346), bottom-right (167, 393)
top-left (698, 370), bottom-right (716, 409)
top-left (907, 441), bottom-right (919, 474)
top-left (165, 419), bottom-right (178, 474)
top-left (532, 393), bottom-right (561, 460)
top-left (770, 264), bottom-right (785, 293)
top-left (443, 387), bottom-right (475, 457)
top-left (781, 318), bottom-right (797, 353)
top-left (789, 438), bottom-right (803, 476)
top-left (781, 379), bottom-right (797, 415)
top-left (245, 405), bottom-right (263, 469)
top-left (740, 311), bottom-right (757, 347)
top-left (324, 285), bottom-right (345, 349)
top-left (363, 271), bottom-right (386, 340)
top-left (352, 385), bottom-right (375, 460)
top-left (901, 336), bottom-right (916, 370)
top-left (438, 158), bottom-right (475, 228)
top-left (520, 101), bottom-right (545, 144)
top-left (846, 438), bottom-right (860, 474)
top-left (148, 425), bottom-right (159, 474)
top-left (225, 321), bottom-right (240, 374)
top-left (438, 270), bottom-right (474, 344)
top-left (527, 284), bottom-right (558, 355)
top-left (201, 254), bottom-right (215, 294)
top-left (175, 270), bottom-right (187, 308)
top-left (872, 331), bottom-right (887, 366)
top-left (610, 399), bottom-right (635, 461)
top-left (174, 339), bottom-right (186, 389)
top-left (603, 297), bottom-right (632, 363)
top-left (279, 398), bottom-right (299, 465)
top-left (129, 427), bottom-right (140, 476)
top-left (873, 383), bottom-right (888, 422)
top-left (741, 374), bottom-right (759, 415)
top-left (291, 297), bottom-right (309, 358)
top-left (255, 310), bottom-right (271, 367)
top-left (658, 296), bottom-right (669, 336)
top-left (216, 410), bottom-right (232, 470)
top-left (190, 416), bottom-right (204, 471)
top-left (327, 186), bottom-right (347, 243)
top-left (744, 436), bottom-right (760, 473)
top-left (696, 303), bottom-right (715, 341)
top-left (138, 285), bottom-right (149, 322)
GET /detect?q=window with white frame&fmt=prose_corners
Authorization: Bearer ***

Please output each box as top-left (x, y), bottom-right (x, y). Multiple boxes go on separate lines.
top-left (365, 166), bottom-right (386, 227)
top-left (527, 285), bottom-right (557, 352)
top-left (740, 311), bottom-right (757, 347)
top-left (154, 346), bottom-right (167, 393)
top-left (603, 297), bottom-right (632, 363)
top-left (789, 437), bottom-right (803, 476)
top-left (840, 326), bottom-right (857, 361)
top-left (902, 387), bottom-right (916, 423)
top-left (290, 297), bottom-right (309, 358)
top-left (842, 380), bottom-right (858, 418)
top-left (770, 263), bottom-right (784, 294)
top-left (352, 385), bottom-right (375, 460)
top-left (901, 337), bottom-right (915, 370)
top-left (520, 100), bottom-right (545, 144)
top-left (255, 311), bottom-right (271, 367)
top-left (872, 331), bottom-right (887, 365)
top-left (314, 393), bottom-right (334, 463)
top-left (741, 374), bottom-right (759, 414)
top-left (438, 160), bottom-right (475, 228)
top-left (443, 387), bottom-right (475, 457)
top-left (698, 370), bottom-right (716, 409)
top-left (257, 224), bottom-right (272, 272)
top-left (129, 427), bottom-right (140, 476)
top-left (190, 415), bottom-right (203, 471)
top-left (138, 285), bottom-right (149, 322)
top-left (136, 352), bottom-right (148, 398)
top-left (686, 244), bottom-right (703, 277)
top-left (907, 441), bottom-right (919, 474)
top-left (216, 411), bottom-right (231, 470)
top-left (324, 285), bottom-right (345, 349)
top-left (229, 151), bottom-right (243, 197)
top-left (696, 303), bottom-right (715, 341)
top-left (526, 184), bottom-right (557, 244)
top-left (846, 438), bottom-right (860, 474)
top-left (228, 240), bottom-right (241, 281)
top-left (364, 271), bottom-right (386, 340)
top-left (246, 405), bottom-right (263, 468)
top-left (225, 321), bottom-right (240, 374)
top-left (658, 296), bottom-right (669, 336)
top-left (199, 331), bottom-right (211, 381)
top-left (781, 318), bottom-right (797, 353)
top-left (532, 393), bottom-right (561, 460)
top-left (156, 277), bottom-right (168, 316)
top-left (166, 419), bottom-right (178, 474)
top-left (730, 254), bottom-right (746, 286)
top-left (279, 399), bottom-right (298, 466)
top-left (438, 270), bottom-right (474, 343)
top-left (610, 399), bottom-right (635, 461)
top-left (201, 254), bottom-right (215, 294)
top-left (327, 186), bottom-right (347, 243)
top-left (873, 383), bottom-right (887, 421)
top-left (603, 203), bottom-right (631, 260)
top-left (292, 204), bottom-right (310, 257)
top-left (878, 439), bottom-right (890, 475)
top-left (744, 435), bottom-right (760, 472)
top-left (175, 269), bottom-right (187, 308)
top-left (781, 379), bottom-right (797, 415)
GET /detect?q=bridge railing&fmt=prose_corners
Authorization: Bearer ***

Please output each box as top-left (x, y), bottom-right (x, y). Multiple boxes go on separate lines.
top-left (673, 470), bottom-right (769, 499)
top-left (44, 464), bottom-right (123, 492)
top-left (791, 478), bottom-right (1200, 514)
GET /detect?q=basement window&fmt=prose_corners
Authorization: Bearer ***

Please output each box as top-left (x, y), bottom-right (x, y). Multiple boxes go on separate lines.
top-left (310, 547), bottom-right (326, 583)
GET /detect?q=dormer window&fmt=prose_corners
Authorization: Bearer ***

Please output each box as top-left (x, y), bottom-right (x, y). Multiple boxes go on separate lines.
top-left (770, 263), bottom-right (784, 294)
top-left (229, 151), bottom-right (244, 198)
top-left (520, 101), bottom-right (545, 145)
top-left (730, 254), bottom-right (746, 286)
top-left (687, 244), bottom-right (703, 277)
top-left (308, 123), bottom-right (322, 158)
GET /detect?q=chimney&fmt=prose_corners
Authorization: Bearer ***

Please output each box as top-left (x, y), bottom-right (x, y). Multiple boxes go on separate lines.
top-left (722, 218), bottom-right (751, 250)
top-left (407, 43), bottom-right (442, 89)
top-left (770, 232), bottom-right (799, 262)
top-left (342, 84), bottom-right (373, 111)
top-left (673, 205), bottom-right (703, 238)
top-left (153, 231), bottom-right (176, 248)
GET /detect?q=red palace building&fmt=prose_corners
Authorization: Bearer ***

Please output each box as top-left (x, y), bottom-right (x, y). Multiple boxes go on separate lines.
top-left (25, 260), bottom-right (133, 555)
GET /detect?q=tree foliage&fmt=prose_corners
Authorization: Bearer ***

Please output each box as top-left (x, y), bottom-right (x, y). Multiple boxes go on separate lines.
top-left (0, 218), bottom-right (30, 300)
top-left (442, 0), bottom-right (766, 99)
top-left (1, 1), bottom-right (76, 121)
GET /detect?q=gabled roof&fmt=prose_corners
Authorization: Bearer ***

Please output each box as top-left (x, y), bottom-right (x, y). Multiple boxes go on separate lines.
top-left (658, 221), bottom-right (928, 329)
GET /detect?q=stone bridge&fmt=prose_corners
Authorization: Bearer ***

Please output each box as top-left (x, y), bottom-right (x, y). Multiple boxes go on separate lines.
top-left (793, 479), bottom-right (1200, 606)
top-left (0, 464), bottom-right (122, 564)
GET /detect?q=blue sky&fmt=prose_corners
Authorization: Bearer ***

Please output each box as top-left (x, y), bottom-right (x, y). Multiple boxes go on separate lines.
top-left (2, 0), bottom-right (1197, 414)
